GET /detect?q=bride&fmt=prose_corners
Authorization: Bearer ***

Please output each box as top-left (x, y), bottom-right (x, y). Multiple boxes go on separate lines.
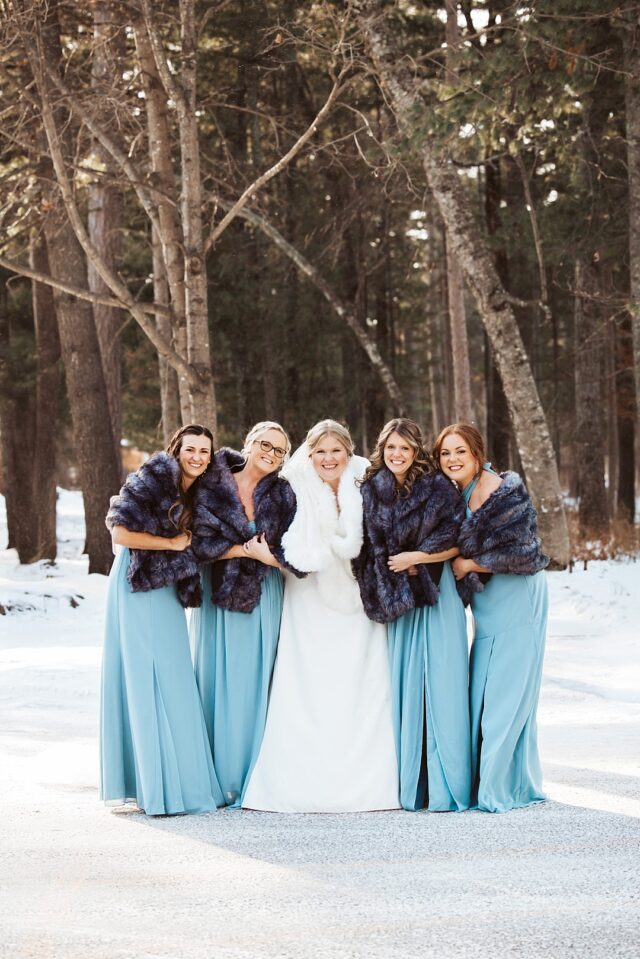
top-left (242, 420), bottom-right (400, 812)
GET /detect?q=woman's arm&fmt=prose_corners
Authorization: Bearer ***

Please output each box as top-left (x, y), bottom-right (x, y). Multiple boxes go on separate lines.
top-left (218, 544), bottom-right (247, 560)
top-left (387, 546), bottom-right (460, 573)
top-left (111, 525), bottom-right (191, 552)
top-left (451, 556), bottom-right (491, 579)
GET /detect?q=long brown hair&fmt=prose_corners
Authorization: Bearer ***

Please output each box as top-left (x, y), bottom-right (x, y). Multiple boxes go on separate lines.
top-left (432, 422), bottom-right (487, 476)
top-left (363, 418), bottom-right (435, 496)
top-left (166, 424), bottom-right (214, 533)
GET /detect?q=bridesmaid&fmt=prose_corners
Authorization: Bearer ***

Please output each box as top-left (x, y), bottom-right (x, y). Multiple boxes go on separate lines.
top-left (190, 421), bottom-right (299, 808)
top-left (434, 423), bottom-right (549, 813)
top-left (353, 418), bottom-right (471, 812)
top-left (101, 424), bottom-right (223, 816)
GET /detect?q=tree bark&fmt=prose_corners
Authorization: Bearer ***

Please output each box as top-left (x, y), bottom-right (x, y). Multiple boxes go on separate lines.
top-left (484, 157), bottom-right (515, 469)
top-left (88, 1), bottom-right (124, 459)
top-left (355, 0), bottom-right (569, 565)
top-left (133, 17), bottom-right (190, 422)
top-left (32, 0), bottom-right (121, 574)
top-left (615, 310), bottom-right (637, 522)
top-left (573, 258), bottom-right (608, 538)
top-left (140, 0), bottom-right (216, 428)
top-left (444, 0), bottom-right (472, 422)
top-left (624, 13), bottom-right (640, 432)
top-left (30, 231), bottom-right (60, 561)
top-left (152, 227), bottom-right (181, 446)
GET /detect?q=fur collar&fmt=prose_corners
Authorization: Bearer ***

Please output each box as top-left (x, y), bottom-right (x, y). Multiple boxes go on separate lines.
top-left (280, 449), bottom-right (367, 573)
top-left (191, 447), bottom-right (299, 613)
top-left (353, 466), bottom-right (464, 623)
top-left (455, 470), bottom-right (549, 605)
top-left (105, 451), bottom-right (201, 607)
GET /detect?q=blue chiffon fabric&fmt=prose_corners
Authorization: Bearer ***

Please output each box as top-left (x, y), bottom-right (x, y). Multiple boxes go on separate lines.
top-left (191, 528), bottom-right (283, 808)
top-left (100, 547), bottom-right (223, 815)
top-left (388, 562), bottom-right (471, 811)
top-left (464, 468), bottom-right (548, 812)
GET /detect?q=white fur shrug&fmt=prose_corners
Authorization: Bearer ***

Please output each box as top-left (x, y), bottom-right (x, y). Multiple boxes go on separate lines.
top-left (280, 446), bottom-right (368, 613)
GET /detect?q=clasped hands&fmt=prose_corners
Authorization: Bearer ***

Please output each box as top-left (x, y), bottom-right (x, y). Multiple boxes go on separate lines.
top-left (242, 533), bottom-right (275, 565)
top-left (387, 552), bottom-right (418, 576)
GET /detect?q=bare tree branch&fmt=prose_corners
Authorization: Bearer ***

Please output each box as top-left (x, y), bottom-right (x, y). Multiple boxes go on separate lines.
top-left (220, 199), bottom-right (406, 412)
top-left (0, 251), bottom-right (170, 316)
top-left (205, 72), bottom-right (350, 251)
top-left (27, 24), bottom-right (205, 393)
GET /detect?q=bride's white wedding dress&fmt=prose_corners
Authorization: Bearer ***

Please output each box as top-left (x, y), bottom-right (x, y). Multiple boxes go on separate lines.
top-left (242, 450), bottom-right (399, 813)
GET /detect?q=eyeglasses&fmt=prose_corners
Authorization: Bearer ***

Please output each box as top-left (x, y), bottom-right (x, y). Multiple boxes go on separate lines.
top-left (254, 439), bottom-right (287, 459)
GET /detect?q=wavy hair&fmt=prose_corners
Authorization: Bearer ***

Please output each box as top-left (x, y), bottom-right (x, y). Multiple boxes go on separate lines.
top-left (166, 423), bottom-right (214, 533)
top-left (363, 418), bottom-right (435, 496)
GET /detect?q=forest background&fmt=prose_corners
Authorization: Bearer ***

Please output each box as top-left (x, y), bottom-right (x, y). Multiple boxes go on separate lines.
top-left (0, 0), bottom-right (638, 576)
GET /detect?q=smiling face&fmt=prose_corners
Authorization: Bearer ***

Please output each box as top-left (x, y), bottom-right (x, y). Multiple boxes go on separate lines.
top-left (437, 432), bottom-right (479, 488)
top-left (178, 433), bottom-right (213, 488)
top-left (383, 431), bottom-right (416, 486)
top-left (311, 433), bottom-right (350, 489)
top-left (247, 427), bottom-right (288, 476)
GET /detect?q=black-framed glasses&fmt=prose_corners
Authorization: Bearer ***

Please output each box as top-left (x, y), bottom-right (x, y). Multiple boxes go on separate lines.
top-left (254, 439), bottom-right (287, 459)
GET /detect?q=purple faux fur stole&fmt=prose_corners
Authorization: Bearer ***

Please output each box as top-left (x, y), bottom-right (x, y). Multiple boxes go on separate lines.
top-left (105, 452), bottom-right (202, 608)
top-left (455, 471), bottom-right (549, 606)
top-left (191, 447), bottom-right (301, 613)
top-left (353, 467), bottom-right (464, 624)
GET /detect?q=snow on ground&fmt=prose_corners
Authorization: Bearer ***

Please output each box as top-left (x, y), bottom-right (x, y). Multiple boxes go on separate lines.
top-left (1, 491), bottom-right (639, 959)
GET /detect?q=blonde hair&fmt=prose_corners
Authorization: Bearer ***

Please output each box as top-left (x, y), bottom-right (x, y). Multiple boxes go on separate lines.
top-left (305, 419), bottom-right (354, 456)
top-left (241, 421), bottom-right (291, 459)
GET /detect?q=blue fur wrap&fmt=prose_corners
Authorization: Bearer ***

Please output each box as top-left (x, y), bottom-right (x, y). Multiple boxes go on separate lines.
top-left (191, 447), bottom-right (302, 613)
top-left (353, 468), bottom-right (465, 624)
top-left (456, 471), bottom-right (549, 605)
top-left (105, 451), bottom-right (202, 608)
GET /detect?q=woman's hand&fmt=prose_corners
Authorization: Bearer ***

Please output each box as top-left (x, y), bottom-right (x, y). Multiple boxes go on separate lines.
top-left (451, 556), bottom-right (474, 580)
top-left (242, 534), bottom-right (277, 566)
top-left (170, 531), bottom-right (192, 552)
top-left (387, 552), bottom-right (418, 573)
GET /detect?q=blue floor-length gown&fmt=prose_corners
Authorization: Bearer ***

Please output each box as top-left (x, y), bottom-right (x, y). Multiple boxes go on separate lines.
top-left (191, 525), bottom-right (283, 808)
top-left (464, 475), bottom-right (548, 813)
top-left (100, 547), bottom-right (223, 815)
top-left (388, 562), bottom-right (471, 812)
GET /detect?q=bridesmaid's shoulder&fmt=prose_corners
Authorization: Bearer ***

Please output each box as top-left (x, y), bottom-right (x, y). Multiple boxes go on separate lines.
top-left (473, 470), bottom-right (503, 508)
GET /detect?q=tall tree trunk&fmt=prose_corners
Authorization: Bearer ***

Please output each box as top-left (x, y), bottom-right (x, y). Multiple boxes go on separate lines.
top-left (484, 158), bottom-right (514, 469)
top-left (0, 255), bottom-right (59, 565)
top-left (355, 0), bottom-right (569, 565)
top-left (152, 227), bottom-right (180, 446)
top-left (88, 1), bottom-right (123, 459)
top-left (624, 15), bottom-right (640, 432)
top-left (574, 258), bottom-right (608, 538)
top-left (175, 0), bottom-right (216, 428)
top-left (0, 272), bottom-right (34, 556)
top-left (615, 310), bottom-right (637, 522)
top-left (444, 0), bottom-right (472, 422)
top-left (133, 18), bottom-right (190, 423)
top-left (35, 0), bottom-right (121, 574)
top-left (605, 315), bottom-right (619, 519)
top-left (30, 231), bottom-right (60, 561)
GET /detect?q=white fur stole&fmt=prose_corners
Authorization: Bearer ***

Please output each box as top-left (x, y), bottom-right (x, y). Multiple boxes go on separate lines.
top-left (281, 448), bottom-right (368, 613)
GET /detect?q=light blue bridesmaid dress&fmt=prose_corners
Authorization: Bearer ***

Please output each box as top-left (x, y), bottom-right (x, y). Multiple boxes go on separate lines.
top-left (388, 562), bottom-right (471, 812)
top-left (191, 521), bottom-right (283, 808)
top-left (100, 547), bottom-right (223, 815)
top-left (463, 468), bottom-right (548, 813)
